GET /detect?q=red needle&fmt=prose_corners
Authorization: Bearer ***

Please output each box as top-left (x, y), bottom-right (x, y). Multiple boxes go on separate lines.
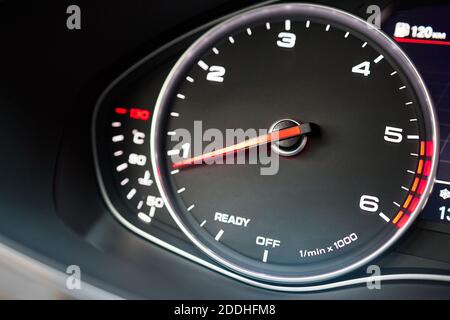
top-left (172, 123), bottom-right (310, 169)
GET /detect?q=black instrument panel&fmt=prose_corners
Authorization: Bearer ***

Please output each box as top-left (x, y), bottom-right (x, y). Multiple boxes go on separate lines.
top-left (1, 0), bottom-right (449, 299)
top-left (91, 1), bottom-right (450, 291)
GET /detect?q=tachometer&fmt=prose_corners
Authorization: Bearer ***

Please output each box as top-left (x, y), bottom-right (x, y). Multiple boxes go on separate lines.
top-left (151, 4), bottom-right (438, 283)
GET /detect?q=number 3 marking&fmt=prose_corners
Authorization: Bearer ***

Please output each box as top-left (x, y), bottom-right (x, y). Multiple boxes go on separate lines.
top-left (277, 32), bottom-right (296, 48)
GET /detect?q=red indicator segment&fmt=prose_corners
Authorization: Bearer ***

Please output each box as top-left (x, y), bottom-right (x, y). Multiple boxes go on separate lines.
top-left (407, 197), bottom-right (420, 213)
top-left (394, 37), bottom-right (450, 46)
top-left (417, 179), bottom-right (427, 195)
top-left (423, 160), bottom-right (431, 177)
top-left (426, 141), bottom-right (433, 157)
top-left (393, 140), bottom-right (433, 228)
top-left (396, 213), bottom-right (410, 229)
top-left (115, 107), bottom-right (128, 115)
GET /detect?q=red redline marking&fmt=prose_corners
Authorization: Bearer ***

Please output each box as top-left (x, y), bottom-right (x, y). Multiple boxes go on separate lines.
top-left (397, 213), bottom-right (410, 229)
top-left (426, 141), bottom-right (434, 157)
top-left (393, 140), bottom-right (434, 227)
top-left (423, 160), bottom-right (431, 176)
top-left (394, 37), bottom-right (450, 46)
top-left (417, 179), bottom-right (427, 195)
top-left (408, 197), bottom-right (420, 213)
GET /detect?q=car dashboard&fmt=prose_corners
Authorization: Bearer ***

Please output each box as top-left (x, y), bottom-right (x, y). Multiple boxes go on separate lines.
top-left (1, 0), bottom-right (450, 299)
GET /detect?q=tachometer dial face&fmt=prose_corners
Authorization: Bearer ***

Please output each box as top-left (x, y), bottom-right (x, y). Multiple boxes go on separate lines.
top-left (151, 4), bottom-right (439, 283)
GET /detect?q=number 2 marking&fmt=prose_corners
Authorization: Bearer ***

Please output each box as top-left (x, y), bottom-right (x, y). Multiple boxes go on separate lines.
top-left (207, 66), bottom-right (226, 82)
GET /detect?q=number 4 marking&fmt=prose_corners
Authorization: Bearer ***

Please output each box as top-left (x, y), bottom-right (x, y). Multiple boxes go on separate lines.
top-left (352, 61), bottom-right (371, 76)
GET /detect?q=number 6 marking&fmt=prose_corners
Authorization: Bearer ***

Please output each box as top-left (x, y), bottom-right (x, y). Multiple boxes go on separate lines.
top-left (360, 195), bottom-right (379, 212)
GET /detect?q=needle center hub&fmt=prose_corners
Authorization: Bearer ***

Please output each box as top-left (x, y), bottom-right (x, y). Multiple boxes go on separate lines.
top-left (269, 119), bottom-right (307, 157)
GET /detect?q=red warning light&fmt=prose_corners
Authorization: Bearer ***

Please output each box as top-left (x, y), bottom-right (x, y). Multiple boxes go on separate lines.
top-left (115, 107), bottom-right (128, 115)
top-left (130, 108), bottom-right (151, 121)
